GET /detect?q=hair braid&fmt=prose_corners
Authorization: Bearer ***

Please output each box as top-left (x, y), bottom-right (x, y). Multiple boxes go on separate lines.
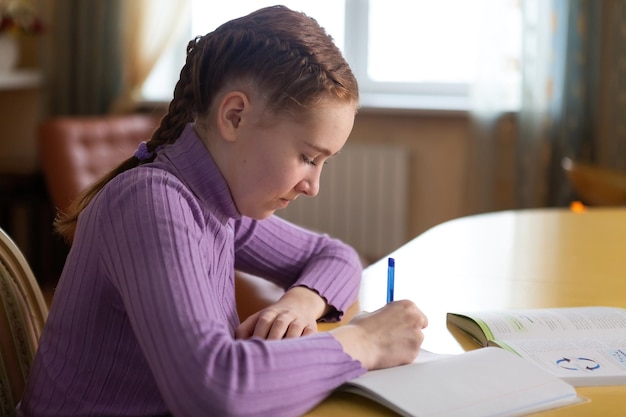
top-left (149, 36), bottom-right (207, 149)
top-left (55, 38), bottom-right (210, 240)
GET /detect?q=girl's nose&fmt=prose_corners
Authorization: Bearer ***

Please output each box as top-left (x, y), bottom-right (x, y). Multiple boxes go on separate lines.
top-left (295, 171), bottom-right (321, 197)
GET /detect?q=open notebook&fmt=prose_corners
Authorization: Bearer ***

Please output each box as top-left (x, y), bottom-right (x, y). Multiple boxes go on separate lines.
top-left (339, 347), bottom-right (583, 417)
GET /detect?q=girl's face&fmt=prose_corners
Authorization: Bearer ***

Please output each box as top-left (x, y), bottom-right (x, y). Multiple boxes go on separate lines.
top-left (218, 96), bottom-right (356, 220)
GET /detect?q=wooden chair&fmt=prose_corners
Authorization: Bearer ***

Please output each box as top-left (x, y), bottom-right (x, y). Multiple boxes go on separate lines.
top-left (562, 157), bottom-right (626, 206)
top-left (0, 228), bottom-right (48, 417)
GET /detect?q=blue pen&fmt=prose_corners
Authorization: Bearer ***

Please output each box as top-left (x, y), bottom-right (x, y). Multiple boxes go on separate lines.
top-left (387, 257), bottom-right (395, 303)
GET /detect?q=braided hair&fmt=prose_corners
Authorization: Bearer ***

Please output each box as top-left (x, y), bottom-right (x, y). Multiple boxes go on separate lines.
top-left (56, 5), bottom-right (359, 240)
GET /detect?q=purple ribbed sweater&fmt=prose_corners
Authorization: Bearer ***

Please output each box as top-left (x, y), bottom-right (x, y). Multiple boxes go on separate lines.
top-left (18, 124), bottom-right (365, 417)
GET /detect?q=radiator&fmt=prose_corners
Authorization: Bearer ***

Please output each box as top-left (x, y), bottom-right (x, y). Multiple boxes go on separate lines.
top-left (276, 144), bottom-right (410, 262)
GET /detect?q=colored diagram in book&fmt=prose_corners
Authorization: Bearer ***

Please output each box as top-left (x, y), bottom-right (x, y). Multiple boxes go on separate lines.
top-left (556, 357), bottom-right (600, 371)
top-left (608, 348), bottom-right (626, 367)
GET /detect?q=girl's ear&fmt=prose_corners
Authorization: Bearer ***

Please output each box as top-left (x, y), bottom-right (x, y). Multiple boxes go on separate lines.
top-left (216, 91), bottom-right (249, 142)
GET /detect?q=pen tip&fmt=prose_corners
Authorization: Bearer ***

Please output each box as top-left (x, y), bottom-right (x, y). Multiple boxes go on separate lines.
top-left (388, 257), bottom-right (394, 267)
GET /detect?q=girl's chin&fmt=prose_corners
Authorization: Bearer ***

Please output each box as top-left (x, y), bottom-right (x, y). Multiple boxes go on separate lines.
top-left (241, 208), bottom-right (276, 220)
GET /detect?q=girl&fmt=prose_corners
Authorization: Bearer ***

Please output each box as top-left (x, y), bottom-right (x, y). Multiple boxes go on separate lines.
top-left (18, 6), bottom-right (427, 417)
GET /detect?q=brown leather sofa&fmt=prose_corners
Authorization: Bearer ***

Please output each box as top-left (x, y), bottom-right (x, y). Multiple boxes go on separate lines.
top-left (38, 114), bottom-right (161, 214)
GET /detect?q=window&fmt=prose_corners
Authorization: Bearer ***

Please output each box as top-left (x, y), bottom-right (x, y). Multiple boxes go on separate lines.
top-left (142, 0), bottom-right (521, 111)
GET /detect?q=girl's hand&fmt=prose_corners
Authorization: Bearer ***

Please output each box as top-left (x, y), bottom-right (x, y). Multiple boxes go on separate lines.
top-left (235, 286), bottom-right (329, 340)
top-left (331, 300), bottom-right (428, 370)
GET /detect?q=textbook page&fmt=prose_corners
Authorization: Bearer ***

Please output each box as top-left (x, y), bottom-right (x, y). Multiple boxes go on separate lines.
top-left (340, 347), bottom-right (580, 417)
top-left (447, 306), bottom-right (626, 386)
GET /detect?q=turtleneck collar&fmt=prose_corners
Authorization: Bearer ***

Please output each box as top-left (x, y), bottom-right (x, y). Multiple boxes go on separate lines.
top-left (152, 123), bottom-right (241, 223)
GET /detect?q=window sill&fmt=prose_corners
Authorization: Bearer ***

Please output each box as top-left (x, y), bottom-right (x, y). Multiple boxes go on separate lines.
top-left (358, 92), bottom-right (470, 116)
top-left (138, 93), bottom-right (472, 117)
top-left (0, 69), bottom-right (42, 90)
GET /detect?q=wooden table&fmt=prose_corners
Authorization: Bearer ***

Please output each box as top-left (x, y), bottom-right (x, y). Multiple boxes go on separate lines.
top-left (307, 207), bottom-right (626, 416)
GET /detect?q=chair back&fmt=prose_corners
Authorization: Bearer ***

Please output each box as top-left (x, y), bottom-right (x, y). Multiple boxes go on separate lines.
top-left (0, 228), bottom-right (48, 417)
top-left (38, 114), bottom-right (161, 214)
top-left (562, 157), bottom-right (626, 206)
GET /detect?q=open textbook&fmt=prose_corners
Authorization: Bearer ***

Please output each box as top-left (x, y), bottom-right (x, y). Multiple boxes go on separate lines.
top-left (446, 306), bottom-right (626, 386)
top-left (339, 347), bottom-right (581, 417)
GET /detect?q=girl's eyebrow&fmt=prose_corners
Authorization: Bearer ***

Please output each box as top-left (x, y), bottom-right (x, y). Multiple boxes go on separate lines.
top-left (304, 141), bottom-right (337, 157)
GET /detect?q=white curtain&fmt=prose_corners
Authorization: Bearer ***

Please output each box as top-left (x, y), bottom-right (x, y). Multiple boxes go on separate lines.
top-left (112, 0), bottom-right (190, 113)
top-left (464, 0), bottom-right (522, 214)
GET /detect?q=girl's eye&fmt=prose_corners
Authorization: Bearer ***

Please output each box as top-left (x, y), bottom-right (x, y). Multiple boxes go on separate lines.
top-left (302, 155), bottom-right (317, 166)
top-left (302, 155), bottom-right (329, 167)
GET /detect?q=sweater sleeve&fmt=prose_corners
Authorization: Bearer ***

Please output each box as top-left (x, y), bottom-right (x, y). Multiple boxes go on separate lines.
top-left (97, 173), bottom-right (365, 417)
top-left (233, 216), bottom-right (363, 321)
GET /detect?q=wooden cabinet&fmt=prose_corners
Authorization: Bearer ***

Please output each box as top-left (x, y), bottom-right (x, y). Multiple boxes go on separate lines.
top-left (0, 70), bottom-right (61, 286)
top-left (0, 69), bottom-right (42, 174)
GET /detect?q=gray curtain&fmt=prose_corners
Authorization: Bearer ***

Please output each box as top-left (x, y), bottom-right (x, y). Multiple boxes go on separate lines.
top-left (44, 0), bottom-right (123, 115)
top-left (597, 0), bottom-right (626, 171)
top-left (517, 0), bottom-right (601, 208)
top-left (467, 0), bottom-right (626, 213)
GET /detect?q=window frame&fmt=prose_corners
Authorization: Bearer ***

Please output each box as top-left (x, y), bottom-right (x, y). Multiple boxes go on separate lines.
top-left (142, 0), bottom-right (518, 113)
top-left (344, 0), bottom-right (483, 111)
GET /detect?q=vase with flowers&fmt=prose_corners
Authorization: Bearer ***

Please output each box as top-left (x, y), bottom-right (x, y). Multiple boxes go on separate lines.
top-left (0, 0), bottom-right (44, 72)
